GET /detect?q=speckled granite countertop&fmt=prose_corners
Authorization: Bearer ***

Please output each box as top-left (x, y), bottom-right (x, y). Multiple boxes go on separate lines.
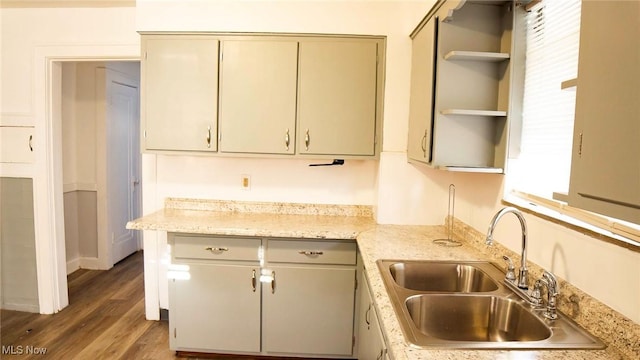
top-left (128, 198), bottom-right (638, 359)
top-left (126, 197), bottom-right (376, 239)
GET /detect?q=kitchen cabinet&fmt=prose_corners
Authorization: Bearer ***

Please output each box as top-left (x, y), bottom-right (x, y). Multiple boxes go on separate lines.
top-left (297, 40), bottom-right (381, 157)
top-left (407, 17), bottom-right (437, 164)
top-left (407, 0), bottom-right (516, 173)
top-left (141, 36), bottom-right (219, 152)
top-left (0, 127), bottom-right (34, 163)
top-left (168, 234), bottom-right (357, 357)
top-left (140, 33), bottom-right (383, 159)
top-left (168, 234), bottom-right (261, 353)
top-left (356, 269), bottom-right (387, 360)
top-left (263, 239), bottom-right (357, 356)
top-left (568, 1), bottom-right (640, 224)
top-left (218, 39), bottom-right (298, 155)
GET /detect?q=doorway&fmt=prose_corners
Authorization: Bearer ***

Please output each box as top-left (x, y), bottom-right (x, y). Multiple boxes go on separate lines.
top-left (61, 61), bottom-right (141, 276)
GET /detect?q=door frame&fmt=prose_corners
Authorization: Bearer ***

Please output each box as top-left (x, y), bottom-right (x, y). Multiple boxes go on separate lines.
top-left (34, 44), bottom-right (139, 314)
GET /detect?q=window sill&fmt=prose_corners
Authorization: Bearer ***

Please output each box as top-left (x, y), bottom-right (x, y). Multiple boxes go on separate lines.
top-left (503, 191), bottom-right (640, 253)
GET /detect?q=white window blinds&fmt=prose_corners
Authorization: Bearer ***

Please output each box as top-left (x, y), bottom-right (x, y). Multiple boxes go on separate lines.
top-left (508, 0), bottom-right (582, 199)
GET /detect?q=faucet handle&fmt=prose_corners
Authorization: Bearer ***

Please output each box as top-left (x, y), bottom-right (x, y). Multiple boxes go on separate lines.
top-left (502, 255), bottom-right (517, 282)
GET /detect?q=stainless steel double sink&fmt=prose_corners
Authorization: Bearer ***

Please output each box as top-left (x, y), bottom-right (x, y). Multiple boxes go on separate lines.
top-left (377, 260), bottom-right (605, 350)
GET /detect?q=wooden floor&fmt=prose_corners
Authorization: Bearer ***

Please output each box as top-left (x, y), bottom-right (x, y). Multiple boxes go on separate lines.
top-left (0, 251), bottom-right (185, 360)
top-left (1, 251), bottom-right (337, 360)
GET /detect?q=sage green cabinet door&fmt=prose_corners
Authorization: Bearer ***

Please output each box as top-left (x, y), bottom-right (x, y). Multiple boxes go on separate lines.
top-left (218, 40), bottom-right (298, 154)
top-left (169, 263), bottom-right (261, 353)
top-left (357, 275), bottom-right (386, 360)
top-left (407, 19), bottom-right (437, 164)
top-left (568, 1), bottom-right (640, 224)
top-left (142, 37), bottom-right (218, 152)
top-left (262, 266), bottom-right (355, 356)
top-left (297, 41), bottom-right (378, 156)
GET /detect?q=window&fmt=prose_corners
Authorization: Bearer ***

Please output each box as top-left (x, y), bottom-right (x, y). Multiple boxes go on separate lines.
top-left (506, 0), bottom-right (581, 200)
top-left (506, 0), bottom-right (640, 244)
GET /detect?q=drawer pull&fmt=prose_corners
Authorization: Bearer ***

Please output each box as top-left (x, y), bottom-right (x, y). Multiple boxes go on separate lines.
top-left (298, 250), bottom-right (323, 256)
top-left (205, 247), bottom-right (229, 253)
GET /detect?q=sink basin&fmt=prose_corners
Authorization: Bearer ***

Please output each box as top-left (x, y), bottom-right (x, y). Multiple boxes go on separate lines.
top-left (389, 262), bottom-right (499, 292)
top-left (406, 295), bottom-right (551, 342)
top-left (376, 259), bottom-right (605, 350)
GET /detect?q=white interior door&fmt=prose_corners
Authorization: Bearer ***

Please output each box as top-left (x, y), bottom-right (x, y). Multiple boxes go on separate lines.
top-left (107, 72), bottom-right (141, 265)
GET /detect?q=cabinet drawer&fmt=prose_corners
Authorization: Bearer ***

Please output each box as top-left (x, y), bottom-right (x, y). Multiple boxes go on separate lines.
top-left (267, 239), bottom-right (356, 265)
top-left (172, 235), bottom-right (261, 261)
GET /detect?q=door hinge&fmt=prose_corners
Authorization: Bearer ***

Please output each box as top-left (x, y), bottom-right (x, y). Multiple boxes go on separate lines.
top-left (219, 50), bottom-right (223, 62)
top-left (144, 130), bottom-right (147, 139)
top-left (352, 335), bottom-right (356, 349)
top-left (174, 328), bottom-right (177, 338)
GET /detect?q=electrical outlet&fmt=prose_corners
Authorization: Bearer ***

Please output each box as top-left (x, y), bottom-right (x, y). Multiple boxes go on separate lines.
top-left (241, 175), bottom-right (251, 190)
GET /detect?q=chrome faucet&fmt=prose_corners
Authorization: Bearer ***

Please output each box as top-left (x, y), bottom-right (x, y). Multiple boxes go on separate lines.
top-left (486, 207), bottom-right (530, 290)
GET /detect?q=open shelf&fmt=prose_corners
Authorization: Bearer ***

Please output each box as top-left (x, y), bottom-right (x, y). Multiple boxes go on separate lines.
top-left (444, 51), bottom-right (510, 62)
top-left (435, 165), bottom-right (504, 173)
top-left (561, 78), bottom-right (577, 90)
top-left (440, 109), bottom-right (507, 117)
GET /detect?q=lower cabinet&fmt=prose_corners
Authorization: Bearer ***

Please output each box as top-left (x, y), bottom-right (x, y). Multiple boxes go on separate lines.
top-left (169, 263), bottom-right (261, 352)
top-left (168, 234), bottom-right (262, 353)
top-left (168, 233), bottom-right (357, 357)
top-left (357, 262), bottom-right (388, 360)
top-left (262, 266), bottom-right (356, 356)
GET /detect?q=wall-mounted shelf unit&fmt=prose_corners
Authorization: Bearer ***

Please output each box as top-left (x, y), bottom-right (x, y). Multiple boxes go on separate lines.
top-left (407, 0), bottom-right (520, 173)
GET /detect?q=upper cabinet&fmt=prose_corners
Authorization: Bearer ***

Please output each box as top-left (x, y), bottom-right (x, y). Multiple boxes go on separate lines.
top-left (298, 40), bottom-right (380, 157)
top-left (218, 39), bottom-right (298, 155)
top-left (140, 34), bottom-right (384, 159)
top-left (407, 18), bottom-right (437, 164)
top-left (568, 1), bottom-right (640, 224)
top-left (407, 0), bottom-right (517, 173)
top-left (142, 36), bottom-right (219, 152)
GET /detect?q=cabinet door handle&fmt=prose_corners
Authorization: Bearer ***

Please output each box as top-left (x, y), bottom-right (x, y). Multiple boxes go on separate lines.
top-left (271, 271), bottom-right (276, 294)
top-left (29, 135), bottom-right (33, 152)
top-left (206, 126), bottom-right (211, 148)
top-left (365, 304), bottom-right (372, 329)
top-left (376, 349), bottom-right (384, 360)
top-left (285, 129), bottom-right (290, 150)
top-left (421, 129), bottom-right (427, 156)
top-left (304, 129), bottom-right (310, 151)
top-left (204, 247), bottom-right (228, 252)
top-left (578, 132), bottom-right (583, 157)
top-left (298, 250), bottom-right (323, 256)
top-left (251, 269), bottom-right (257, 292)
